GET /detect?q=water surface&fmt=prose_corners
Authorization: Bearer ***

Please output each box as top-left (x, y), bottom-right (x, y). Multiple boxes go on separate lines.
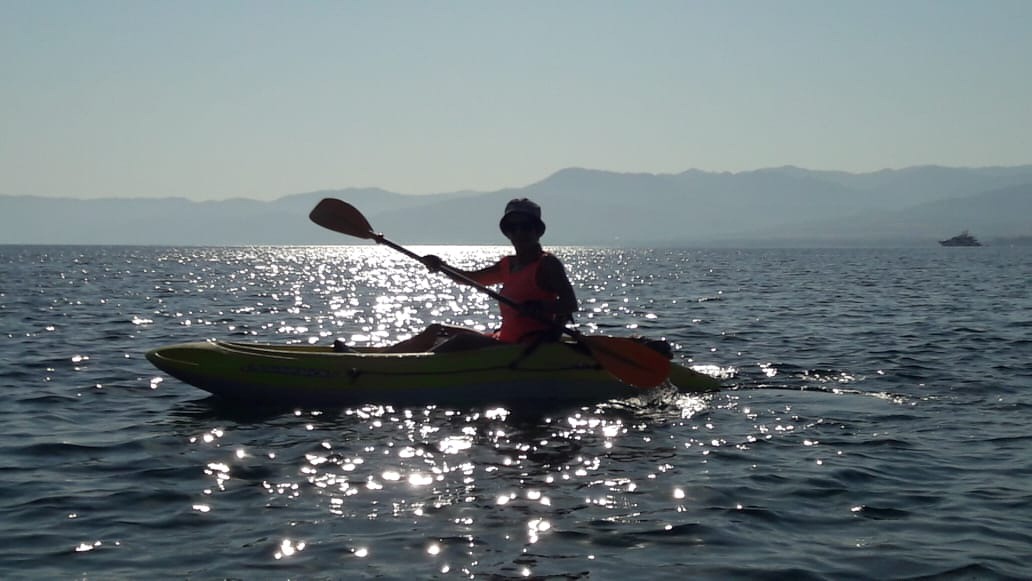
top-left (1, 245), bottom-right (1029, 579)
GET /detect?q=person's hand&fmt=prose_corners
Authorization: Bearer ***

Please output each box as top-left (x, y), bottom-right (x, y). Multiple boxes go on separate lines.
top-left (420, 254), bottom-right (443, 272)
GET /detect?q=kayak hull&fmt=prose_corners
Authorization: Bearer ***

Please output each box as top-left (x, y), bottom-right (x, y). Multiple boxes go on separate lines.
top-left (146, 340), bottom-right (720, 407)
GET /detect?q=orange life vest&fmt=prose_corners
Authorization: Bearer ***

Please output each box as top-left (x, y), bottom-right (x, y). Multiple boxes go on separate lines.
top-left (495, 253), bottom-right (559, 343)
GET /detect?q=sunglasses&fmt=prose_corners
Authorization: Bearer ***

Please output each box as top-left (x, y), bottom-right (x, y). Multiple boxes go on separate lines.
top-left (502, 220), bottom-right (539, 233)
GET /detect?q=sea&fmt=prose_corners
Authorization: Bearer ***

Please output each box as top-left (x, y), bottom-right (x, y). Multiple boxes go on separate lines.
top-left (1, 244), bottom-right (1030, 580)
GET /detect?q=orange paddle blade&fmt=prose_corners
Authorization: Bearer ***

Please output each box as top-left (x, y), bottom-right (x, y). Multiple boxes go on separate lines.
top-left (579, 335), bottom-right (672, 388)
top-left (309, 198), bottom-right (376, 239)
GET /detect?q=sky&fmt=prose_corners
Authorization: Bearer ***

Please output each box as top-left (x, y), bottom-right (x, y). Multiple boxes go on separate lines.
top-left (1, 0), bottom-right (1030, 200)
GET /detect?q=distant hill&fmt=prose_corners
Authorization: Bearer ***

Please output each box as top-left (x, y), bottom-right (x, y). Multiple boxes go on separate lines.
top-left (1, 165), bottom-right (1030, 246)
top-left (734, 183), bottom-right (1032, 246)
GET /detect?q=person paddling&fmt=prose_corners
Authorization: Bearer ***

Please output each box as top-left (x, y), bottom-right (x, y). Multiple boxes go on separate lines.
top-left (378, 198), bottom-right (578, 353)
top-left (314, 196), bottom-right (673, 387)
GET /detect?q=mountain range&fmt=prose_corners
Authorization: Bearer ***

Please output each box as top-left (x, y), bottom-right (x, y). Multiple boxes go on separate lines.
top-left (2, 165), bottom-right (1031, 246)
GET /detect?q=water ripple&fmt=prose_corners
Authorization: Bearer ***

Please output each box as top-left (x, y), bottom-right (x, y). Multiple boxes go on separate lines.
top-left (1, 245), bottom-right (1030, 578)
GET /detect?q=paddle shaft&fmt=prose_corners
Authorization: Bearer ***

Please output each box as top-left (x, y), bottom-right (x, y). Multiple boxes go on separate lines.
top-left (370, 234), bottom-right (583, 338)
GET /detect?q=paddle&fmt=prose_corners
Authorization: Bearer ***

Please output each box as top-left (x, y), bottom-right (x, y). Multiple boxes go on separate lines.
top-left (309, 198), bottom-right (671, 388)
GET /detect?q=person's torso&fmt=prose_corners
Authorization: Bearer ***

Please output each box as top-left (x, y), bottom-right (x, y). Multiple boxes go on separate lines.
top-left (496, 253), bottom-right (558, 343)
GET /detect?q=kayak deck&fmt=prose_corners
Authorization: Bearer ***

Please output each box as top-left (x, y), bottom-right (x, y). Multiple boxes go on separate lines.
top-left (146, 340), bottom-right (721, 407)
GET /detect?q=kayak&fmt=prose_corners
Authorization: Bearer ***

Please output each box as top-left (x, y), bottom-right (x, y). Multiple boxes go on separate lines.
top-left (146, 340), bottom-right (721, 407)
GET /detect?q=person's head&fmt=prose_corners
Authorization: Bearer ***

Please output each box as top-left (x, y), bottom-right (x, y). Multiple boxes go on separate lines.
top-left (499, 198), bottom-right (546, 239)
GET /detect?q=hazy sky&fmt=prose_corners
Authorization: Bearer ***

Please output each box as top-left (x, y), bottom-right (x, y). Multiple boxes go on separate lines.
top-left (2, 0), bottom-right (1029, 200)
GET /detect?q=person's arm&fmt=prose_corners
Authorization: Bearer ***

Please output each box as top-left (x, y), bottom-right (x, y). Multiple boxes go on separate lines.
top-left (461, 261), bottom-right (504, 286)
top-left (533, 254), bottom-right (578, 321)
top-left (420, 255), bottom-right (504, 286)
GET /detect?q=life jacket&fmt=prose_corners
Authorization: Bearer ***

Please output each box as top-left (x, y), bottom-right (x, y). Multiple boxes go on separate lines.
top-left (495, 253), bottom-right (559, 343)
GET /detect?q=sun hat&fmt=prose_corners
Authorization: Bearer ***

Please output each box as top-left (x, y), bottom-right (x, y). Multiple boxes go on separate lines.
top-left (499, 198), bottom-right (546, 234)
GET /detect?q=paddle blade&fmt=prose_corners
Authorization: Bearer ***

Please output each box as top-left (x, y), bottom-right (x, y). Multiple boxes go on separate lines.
top-left (579, 336), bottom-right (672, 388)
top-left (309, 198), bottom-right (377, 239)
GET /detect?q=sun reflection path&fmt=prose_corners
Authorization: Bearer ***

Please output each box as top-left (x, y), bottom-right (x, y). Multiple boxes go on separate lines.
top-left (161, 245), bottom-right (702, 351)
top-left (302, 246), bottom-right (505, 347)
top-left (178, 387), bottom-right (865, 575)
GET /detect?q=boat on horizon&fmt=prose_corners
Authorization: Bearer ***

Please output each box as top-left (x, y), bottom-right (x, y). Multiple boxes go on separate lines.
top-left (939, 230), bottom-right (982, 247)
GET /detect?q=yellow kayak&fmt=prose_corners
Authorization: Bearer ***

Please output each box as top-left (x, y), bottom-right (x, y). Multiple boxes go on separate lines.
top-left (146, 340), bottom-right (720, 406)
